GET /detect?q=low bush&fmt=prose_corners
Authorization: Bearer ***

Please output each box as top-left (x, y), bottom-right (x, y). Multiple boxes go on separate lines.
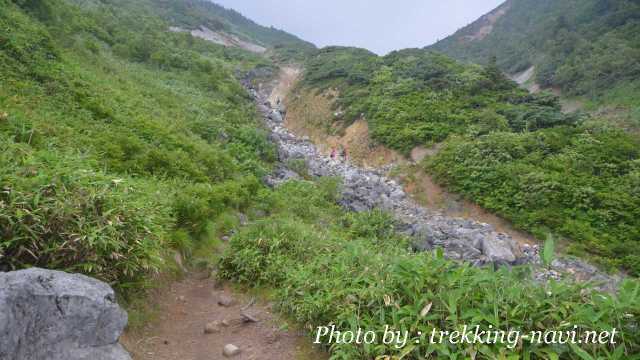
top-left (0, 139), bottom-right (172, 286)
top-left (427, 126), bottom-right (640, 275)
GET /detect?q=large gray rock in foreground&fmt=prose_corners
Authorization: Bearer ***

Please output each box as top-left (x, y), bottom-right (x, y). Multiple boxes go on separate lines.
top-left (0, 268), bottom-right (131, 360)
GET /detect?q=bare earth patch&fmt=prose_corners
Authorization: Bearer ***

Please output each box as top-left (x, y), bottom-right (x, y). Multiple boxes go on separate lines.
top-left (121, 272), bottom-right (326, 360)
top-left (285, 87), bottom-right (404, 169)
top-left (268, 66), bottom-right (301, 106)
top-left (460, 2), bottom-right (511, 42)
top-left (169, 26), bottom-right (266, 53)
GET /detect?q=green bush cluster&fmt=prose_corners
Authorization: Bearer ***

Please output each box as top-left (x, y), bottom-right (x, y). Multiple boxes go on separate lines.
top-left (219, 180), bottom-right (640, 359)
top-left (301, 43), bottom-right (638, 276)
top-left (302, 47), bottom-right (578, 155)
top-left (0, 139), bottom-right (172, 285)
top-left (427, 125), bottom-right (640, 275)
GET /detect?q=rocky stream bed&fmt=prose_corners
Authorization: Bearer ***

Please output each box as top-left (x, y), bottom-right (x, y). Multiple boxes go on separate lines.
top-left (245, 77), bottom-right (620, 292)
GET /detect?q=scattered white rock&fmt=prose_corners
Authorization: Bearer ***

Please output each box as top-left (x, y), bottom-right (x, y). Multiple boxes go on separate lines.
top-left (204, 321), bottom-right (221, 334)
top-left (223, 344), bottom-right (241, 357)
top-left (218, 295), bottom-right (234, 307)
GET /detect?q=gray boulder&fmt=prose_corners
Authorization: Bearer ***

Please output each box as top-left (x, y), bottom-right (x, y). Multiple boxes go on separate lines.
top-left (268, 110), bottom-right (283, 123)
top-left (480, 234), bottom-right (518, 264)
top-left (0, 268), bottom-right (131, 360)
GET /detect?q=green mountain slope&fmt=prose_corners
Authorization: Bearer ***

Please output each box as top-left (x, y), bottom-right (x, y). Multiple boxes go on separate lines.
top-left (430, 0), bottom-right (640, 106)
top-left (149, 0), bottom-right (316, 60)
top-left (300, 45), bottom-right (640, 275)
top-left (2, 1), bottom-right (640, 359)
top-left (0, 0), bottom-right (284, 285)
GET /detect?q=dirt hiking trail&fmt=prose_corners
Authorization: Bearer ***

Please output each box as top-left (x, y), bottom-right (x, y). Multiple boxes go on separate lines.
top-left (121, 271), bottom-right (326, 360)
top-left (121, 67), bottom-right (327, 360)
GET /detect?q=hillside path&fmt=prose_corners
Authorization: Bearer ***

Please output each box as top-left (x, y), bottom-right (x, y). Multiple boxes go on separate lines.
top-left (121, 271), bottom-right (326, 360)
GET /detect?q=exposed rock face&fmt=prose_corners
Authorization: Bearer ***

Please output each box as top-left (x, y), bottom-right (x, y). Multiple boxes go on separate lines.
top-left (0, 268), bottom-right (131, 360)
top-left (263, 165), bottom-right (301, 188)
top-left (244, 76), bottom-right (620, 288)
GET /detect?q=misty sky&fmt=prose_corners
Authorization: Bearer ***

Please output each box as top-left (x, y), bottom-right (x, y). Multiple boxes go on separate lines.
top-left (213, 0), bottom-right (505, 54)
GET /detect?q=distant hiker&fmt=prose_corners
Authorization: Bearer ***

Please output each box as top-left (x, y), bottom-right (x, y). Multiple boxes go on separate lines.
top-left (341, 147), bottom-right (348, 163)
top-left (330, 147), bottom-right (337, 160)
top-left (276, 97), bottom-right (281, 105)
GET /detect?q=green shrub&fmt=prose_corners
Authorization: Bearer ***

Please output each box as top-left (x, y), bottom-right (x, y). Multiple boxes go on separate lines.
top-left (0, 140), bottom-right (172, 286)
top-left (342, 209), bottom-right (398, 245)
top-left (542, 234), bottom-right (557, 268)
top-left (286, 158), bottom-right (310, 179)
top-left (301, 47), bottom-right (579, 155)
top-left (0, 0), bottom-right (274, 290)
top-left (427, 126), bottom-right (640, 275)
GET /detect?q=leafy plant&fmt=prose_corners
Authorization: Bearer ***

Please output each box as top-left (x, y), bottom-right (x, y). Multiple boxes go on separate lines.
top-left (542, 234), bottom-right (556, 268)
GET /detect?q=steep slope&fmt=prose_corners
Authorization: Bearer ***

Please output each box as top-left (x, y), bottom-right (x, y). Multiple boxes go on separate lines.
top-left (2, 1), bottom-right (640, 359)
top-left (0, 0), bottom-right (281, 286)
top-left (300, 46), bottom-right (578, 154)
top-left (430, 0), bottom-right (640, 104)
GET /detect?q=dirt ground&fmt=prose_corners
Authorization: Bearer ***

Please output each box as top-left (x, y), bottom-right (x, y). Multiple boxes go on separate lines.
top-left (285, 86), bottom-right (404, 169)
top-left (268, 66), bottom-right (301, 106)
top-left (121, 272), bottom-right (326, 360)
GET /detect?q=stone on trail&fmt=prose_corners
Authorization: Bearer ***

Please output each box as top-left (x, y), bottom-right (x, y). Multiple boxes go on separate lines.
top-left (204, 321), bottom-right (221, 334)
top-left (223, 344), bottom-right (241, 357)
top-left (240, 311), bottom-right (259, 323)
top-left (268, 109), bottom-right (283, 123)
top-left (218, 294), bottom-right (235, 307)
top-left (0, 268), bottom-right (131, 360)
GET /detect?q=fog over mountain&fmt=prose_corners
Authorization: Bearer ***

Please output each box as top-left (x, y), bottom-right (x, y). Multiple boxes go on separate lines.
top-left (213, 0), bottom-right (504, 54)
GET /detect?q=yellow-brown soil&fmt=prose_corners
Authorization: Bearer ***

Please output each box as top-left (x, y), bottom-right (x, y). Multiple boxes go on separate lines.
top-left (285, 88), bottom-right (404, 168)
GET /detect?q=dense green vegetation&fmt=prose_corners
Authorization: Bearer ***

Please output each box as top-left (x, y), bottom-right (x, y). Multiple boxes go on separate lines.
top-left (0, 0), bottom-right (279, 287)
top-left (428, 125), bottom-right (640, 274)
top-left (300, 46), bottom-right (640, 275)
top-left (302, 47), bottom-right (579, 155)
top-left (2, 1), bottom-right (639, 358)
top-left (430, 0), bottom-right (640, 109)
top-left (220, 179), bottom-right (640, 359)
